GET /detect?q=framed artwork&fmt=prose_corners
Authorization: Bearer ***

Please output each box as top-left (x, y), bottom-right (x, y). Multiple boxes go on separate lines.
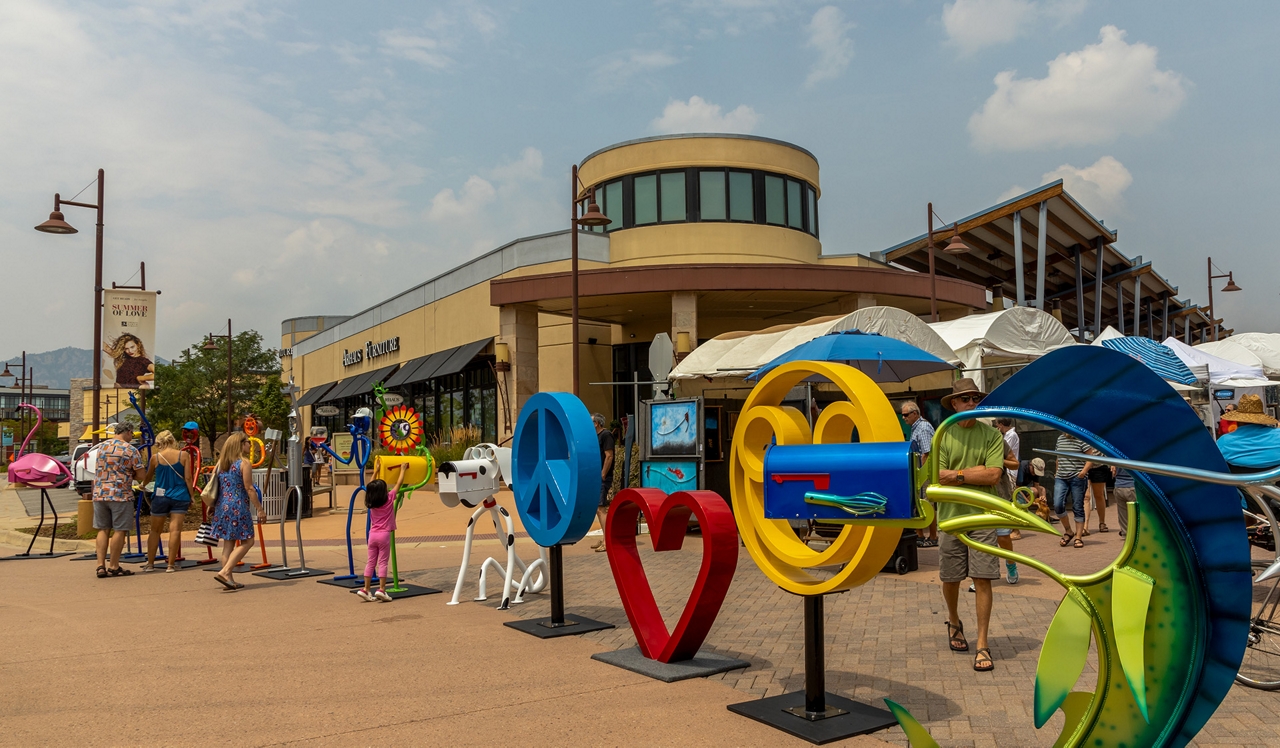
top-left (645, 398), bottom-right (701, 458)
top-left (641, 459), bottom-right (700, 493)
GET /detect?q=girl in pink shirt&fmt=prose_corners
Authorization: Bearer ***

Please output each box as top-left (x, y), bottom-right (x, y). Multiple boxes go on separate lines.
top-left (357, 478), bottom-right (400, 602)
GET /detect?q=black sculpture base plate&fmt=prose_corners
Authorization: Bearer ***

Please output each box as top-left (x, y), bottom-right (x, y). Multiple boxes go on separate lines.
top-left (203, 563), bottom-right (249, 572)
top-left (70, 553), bottom-right (99, 561)
top-left (353, 583), bottom-right (440, 599)
top-left (252, 567), bottom-right (334, 580)
top-left (0, 551), bottom-right (75, 561)
top-left (121, 557), bottom-right (203, 569)
top-left (318, 575), bottom-right (404, 589)
top-left (727, 692), bottom-right (897, 745)
top-left (591, 646), bottom-right (750, 682)
top-left (503, 614), bottom-right (615, 639)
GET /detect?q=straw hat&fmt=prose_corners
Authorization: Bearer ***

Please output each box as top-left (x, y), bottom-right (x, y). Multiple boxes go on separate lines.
top-left (1221, 394), bottom-right (1278, 427)
top-left (941, 377), bottom-right (987, 409)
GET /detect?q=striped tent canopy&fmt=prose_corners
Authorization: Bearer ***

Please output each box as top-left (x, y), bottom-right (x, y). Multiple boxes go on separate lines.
top-left (1098, 334), bottom-right (1199, 385)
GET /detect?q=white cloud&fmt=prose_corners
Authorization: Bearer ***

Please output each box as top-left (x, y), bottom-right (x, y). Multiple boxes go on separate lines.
top-left (489, 147), bottom-right (544, 184)
top-left (427, 176), bottom-right (497, 221)
top-left (379, 28), bottom-right (452, 69)
top-left (804, 6), bottom-right (853, 88)
top-left (942, 0), bottom-right (1086, 54)
top-left (589, 49), bottom-right (680, 91)
top-left (998, 155), bottom-right (1132, 216)
top-left (650, 96), bottom-right (759, 134)
top-left (968, 26), bottom-right (1187, 151)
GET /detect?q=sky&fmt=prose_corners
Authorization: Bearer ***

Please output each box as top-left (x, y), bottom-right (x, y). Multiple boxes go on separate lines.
top-left (2, 0), bottom-right (1278, 363)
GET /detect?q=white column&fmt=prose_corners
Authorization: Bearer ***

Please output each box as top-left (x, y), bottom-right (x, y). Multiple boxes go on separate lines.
top-left (1013, 211), bottom-right (1025, 307)
top-left (1034, 202), bottom-right (1047, 310)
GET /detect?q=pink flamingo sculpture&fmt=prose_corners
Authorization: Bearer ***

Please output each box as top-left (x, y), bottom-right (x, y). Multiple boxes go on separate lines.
top-left (7, 404), bottom-right (72, 488)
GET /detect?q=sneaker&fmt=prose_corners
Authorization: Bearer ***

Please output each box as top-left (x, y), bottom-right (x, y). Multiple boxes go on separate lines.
top-left (355, 589), bottom-right (375, 602)
top-left (374, 590), bottom-right (393, 602)
top-left (166, 565), bottom-right (178, 573)
top-left (1006, 562), bottom-right (1019, 585)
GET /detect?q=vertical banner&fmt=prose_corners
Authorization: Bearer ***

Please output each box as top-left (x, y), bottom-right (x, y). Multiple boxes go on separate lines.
top-left (102, 290), bottom-right (157, 390)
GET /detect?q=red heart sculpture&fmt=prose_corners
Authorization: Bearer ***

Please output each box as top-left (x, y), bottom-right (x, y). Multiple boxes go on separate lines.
top-left (605, 488), bottom-right (738, 663)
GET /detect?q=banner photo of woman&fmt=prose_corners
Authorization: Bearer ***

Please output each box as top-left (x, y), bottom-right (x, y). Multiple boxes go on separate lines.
top-left (102, 289), bottom-right (157, 390)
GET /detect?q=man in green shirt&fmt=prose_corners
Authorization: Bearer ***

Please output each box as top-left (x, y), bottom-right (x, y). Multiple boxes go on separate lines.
top-left (934, 378), bottom-right (1005, 672)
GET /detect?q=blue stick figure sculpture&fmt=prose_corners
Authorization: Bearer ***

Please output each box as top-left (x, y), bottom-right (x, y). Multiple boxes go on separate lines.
top-left (316, 406), bottom-right (373, 580)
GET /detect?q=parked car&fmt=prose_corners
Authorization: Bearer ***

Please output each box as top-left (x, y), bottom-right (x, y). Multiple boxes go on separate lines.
top-left (71, 443), bottom-right (94, 497)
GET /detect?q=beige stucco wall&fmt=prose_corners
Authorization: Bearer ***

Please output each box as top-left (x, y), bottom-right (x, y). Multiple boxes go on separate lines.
top-left (605, 222), bottom-right (820, 266)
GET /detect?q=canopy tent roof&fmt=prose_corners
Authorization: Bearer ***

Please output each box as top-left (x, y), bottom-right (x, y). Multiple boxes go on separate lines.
top-left (1162, 337), bottom-right (1269, 386)
top-left (1195, 340), bottom-right (1269, 377)
top-left (928, 306), bottom-right (1077, 391)
top-left (669, 306), bottom-right (959, 380)
top-left (1095, 333), bottom-right (1199, 385)
top-left (1215, 333), bottom-right (1280, 378)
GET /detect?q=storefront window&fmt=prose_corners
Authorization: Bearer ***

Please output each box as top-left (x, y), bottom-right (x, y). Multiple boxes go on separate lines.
top-left (764, 175), bottom-right (785, 225)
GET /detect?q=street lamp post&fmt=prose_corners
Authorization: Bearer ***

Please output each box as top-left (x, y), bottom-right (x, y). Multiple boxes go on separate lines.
top-left (35, 169), bottom-right (106, 444)
top-left (1206, 257), bottom-right (1241, 341)
top-left (2, 353), bottom-right (31, 442)
top-left (569, 165), bottom-right (612, 397)
top-left (205, 320), bottom-right (234, 434)
top-left (926, 203), bottom-right (971, 322)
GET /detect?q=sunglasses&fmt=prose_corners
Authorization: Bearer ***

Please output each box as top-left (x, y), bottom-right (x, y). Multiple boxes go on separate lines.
top-left (953, 394), bottom-right (983, 404)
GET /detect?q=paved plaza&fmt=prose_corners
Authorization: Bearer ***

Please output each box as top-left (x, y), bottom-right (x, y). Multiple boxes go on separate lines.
top-left (2, 485), bottom-right (1279, 746)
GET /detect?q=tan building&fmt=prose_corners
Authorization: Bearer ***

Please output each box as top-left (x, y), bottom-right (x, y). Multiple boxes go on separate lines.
top-left (284, 134), bottom-right (987, 442)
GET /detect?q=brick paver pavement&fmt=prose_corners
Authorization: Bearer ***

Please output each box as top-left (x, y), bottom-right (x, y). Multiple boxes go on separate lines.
top-left (401, 523), bottom-right (1280, 747)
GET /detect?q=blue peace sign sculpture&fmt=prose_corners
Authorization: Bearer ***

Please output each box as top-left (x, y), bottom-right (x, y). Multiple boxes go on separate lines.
top-left (512, 392), bottom-right (601, 547)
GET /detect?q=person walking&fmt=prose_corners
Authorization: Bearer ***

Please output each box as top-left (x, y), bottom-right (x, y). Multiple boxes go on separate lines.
top-left (995, 418), bottom-right (1022, 541)
top-left (93, 422), bottom-right (147, 579)
top-left (210, 433), bottom-right (264, 591)
top-left (1052, 433), bottom-right (1091, 548)
top-left (902, 401), bottom-right (937, 548)
top-left (142, 430), bottom-right (192, 572)
top-left (591, 413), bottom-right (615, 553)
top-left (1084, 459), bottom-right (1111, 534)
top-left (934, 378), bottom-right (1005, 672)
top-left (1113, 467), bottom-right (1134, 539)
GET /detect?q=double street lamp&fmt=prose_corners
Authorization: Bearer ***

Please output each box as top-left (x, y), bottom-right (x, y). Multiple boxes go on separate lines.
top-left (34, 169), bottom-right (107, 444)
top-left (1, 354), bottom-right (34, 448)
top-left (568, 165), bottom-right (612, 396)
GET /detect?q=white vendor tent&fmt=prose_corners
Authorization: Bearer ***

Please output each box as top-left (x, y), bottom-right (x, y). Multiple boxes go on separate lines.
top-left (669, 307), bottom-right (959, 380)
top-left (929, 306), bottom-right (1077, 391)
top-left (1221, 333), bottom-right (1280, 378)
top-left (1195, 340), bottom-right (1271, 378)
top-left (1163, 337), bottom-right (1270, 386)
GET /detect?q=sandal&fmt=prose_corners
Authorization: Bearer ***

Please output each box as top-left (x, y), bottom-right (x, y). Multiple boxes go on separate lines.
top-left (974, 647), bottom-right (994, 672)
top-left (107, 566), bottom-right (133, 577)
top-left (213, 574), bottom-right (236, 591)
top-left (96, 565), bottom-right (108, 579)
top-left (1098, 523), bottom-right (1109, 533)
top-left (947, 621), bottom-right (969, 652)
top-left (1080, 528), bottom-right (1091, 537)
top-left (1073, 537), bottom-right (1084, 549)
top-left (1059, 532), bottom-right (1075, 547)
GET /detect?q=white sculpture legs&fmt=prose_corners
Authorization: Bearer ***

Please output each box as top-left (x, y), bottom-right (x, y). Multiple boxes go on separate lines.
top-left (449, 498), bottom-right (548, 609)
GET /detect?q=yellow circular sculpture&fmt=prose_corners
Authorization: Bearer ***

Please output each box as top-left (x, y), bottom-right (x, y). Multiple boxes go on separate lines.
top-left (729, 360), bottom-right (905, 596)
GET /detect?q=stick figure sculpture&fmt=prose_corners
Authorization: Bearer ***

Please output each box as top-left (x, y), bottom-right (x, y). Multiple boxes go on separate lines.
top-left (369, 383), bottom-right (436, 595)
top-left (316, 407), bottom-right (373, 581)
top-left (438, 443), bottom-right (547, 609)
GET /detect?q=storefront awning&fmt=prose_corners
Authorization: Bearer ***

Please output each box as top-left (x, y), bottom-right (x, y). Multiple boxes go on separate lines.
top-left (323, 363), bottom-right (400, 402)
top-left (385, 338), bottom-right (491, 387)
top-left (296, 382), bottom-right (336, 407)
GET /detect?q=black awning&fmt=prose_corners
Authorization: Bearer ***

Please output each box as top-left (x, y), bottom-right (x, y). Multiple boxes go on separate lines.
top-left (295, 383), bottom-right (336, 408)
top-left (389, 338), bottom-right (491, 387)
top-left (432, 338), bottom-right (492, 378)
top-left (326, 363), bottom-right (400, 402)
top-left (316, 376), bottom-right (358, 404)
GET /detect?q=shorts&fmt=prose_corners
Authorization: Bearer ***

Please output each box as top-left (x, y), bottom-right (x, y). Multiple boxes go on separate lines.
top-left (1053, 476), bottom-right (1088, 521)
top-left (150, 495), bottom-right (191, 516)
top-left (1086, 466), bottom-right (1111, 484)
top-left (93, 501), bottom-right (133, 532)
top-left (939, 529), bottom-right (1000, 583)
top-left (599, 480), bottom-right (613, 508)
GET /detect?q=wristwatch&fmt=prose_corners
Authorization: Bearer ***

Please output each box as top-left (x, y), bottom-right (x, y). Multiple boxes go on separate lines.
top-left (957, 470), bottom-right (965, 485)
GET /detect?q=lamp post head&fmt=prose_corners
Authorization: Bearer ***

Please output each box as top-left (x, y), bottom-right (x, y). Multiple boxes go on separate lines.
top-left (0, 364), bottom-right (12, 380)
top-left (576, 194), bottom-right (611, 228)
top-left (203, 337), bottom-right (221, 351)
top-left (1222, 273), bottom-right (1242, 293)
top-left (34, 210), bottom-right (78, 234)
top-left (942, 231), bottom-right (970, 255)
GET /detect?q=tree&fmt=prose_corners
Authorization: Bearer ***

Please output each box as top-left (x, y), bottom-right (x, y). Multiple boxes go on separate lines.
top-left (146, 330), bottom-right (282, 449)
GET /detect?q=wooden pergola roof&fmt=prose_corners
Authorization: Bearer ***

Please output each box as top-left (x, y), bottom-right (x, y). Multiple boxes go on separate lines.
top-left (874, 181), bottom-right (1225, 340)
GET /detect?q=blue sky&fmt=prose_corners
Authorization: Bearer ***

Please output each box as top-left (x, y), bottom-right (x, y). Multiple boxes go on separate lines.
top-left (2, 0), bottom-right (1277, 362)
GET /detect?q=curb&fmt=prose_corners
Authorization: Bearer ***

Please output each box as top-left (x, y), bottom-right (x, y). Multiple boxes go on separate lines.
top-left (0, 528), bottom-right (95, 552)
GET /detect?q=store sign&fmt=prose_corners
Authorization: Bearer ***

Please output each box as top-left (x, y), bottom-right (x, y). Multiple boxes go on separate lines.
top-left (315, 405), bottom-right (340, 417)
top-left (1212, 389), bottom-right (1236, 401)
top-left (382, 393), bottom-right (404, 406)
top-left (278, 348), bottom-right (293, 358)
top-left (342, 336), bottom-right (400, 367)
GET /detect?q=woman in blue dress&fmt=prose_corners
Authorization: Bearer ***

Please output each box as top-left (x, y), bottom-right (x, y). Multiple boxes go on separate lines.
top-left (210, 433), bottom-right (263, 591)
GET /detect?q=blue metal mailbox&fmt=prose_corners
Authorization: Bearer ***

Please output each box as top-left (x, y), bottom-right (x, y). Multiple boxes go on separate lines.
top-left (763, 442), bottom-right (919, 522)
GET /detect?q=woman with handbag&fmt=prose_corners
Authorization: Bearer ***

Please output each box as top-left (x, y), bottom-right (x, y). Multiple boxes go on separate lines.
top-left (141, 430), bottom-right (192, 572)
top-left (209, 433), bottom-right (264, 591)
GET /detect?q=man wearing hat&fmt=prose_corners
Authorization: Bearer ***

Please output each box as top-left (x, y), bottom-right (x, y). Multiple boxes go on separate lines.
top-left (934, 378), bottom-right (1007, 672)
top-left (1217, 394), bottom-right (1280, 471)
top-left (93, 422), bottom-right (147, 578)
